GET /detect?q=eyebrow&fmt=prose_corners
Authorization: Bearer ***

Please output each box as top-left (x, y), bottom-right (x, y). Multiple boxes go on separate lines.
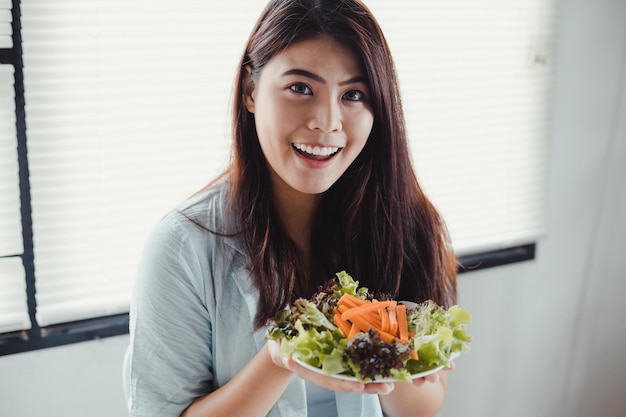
top-left (281, 69), bottom-right (368, 86)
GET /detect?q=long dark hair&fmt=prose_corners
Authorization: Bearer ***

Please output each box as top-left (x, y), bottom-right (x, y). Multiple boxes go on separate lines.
top-left (227, 0), bottom-right (457, 328)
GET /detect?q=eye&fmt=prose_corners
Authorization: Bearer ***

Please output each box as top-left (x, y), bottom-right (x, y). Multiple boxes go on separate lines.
top-left (343, 89), bottom-right (365, 102)
top-left (289, 83), bottom-right (313, 95)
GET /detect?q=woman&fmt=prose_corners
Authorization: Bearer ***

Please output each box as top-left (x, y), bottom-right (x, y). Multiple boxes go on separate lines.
top-left (128, 0), bottom-right (458, 416)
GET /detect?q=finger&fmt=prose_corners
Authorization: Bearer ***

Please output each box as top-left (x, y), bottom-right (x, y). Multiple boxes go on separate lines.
top-left (289, 361), bottom-right (363, 392)
top-left (412, 377), bottom-right (426, 387)
top-left (423, 372), bottom-right (440, 384)
top-left (289, 362), bottom-right (395, 394)
top-left (363, 382), bottom-right (395, 395)
top-left (412, 371), bottom-right (440, 387)
top-left (265, 340), bottom-right (292, 370)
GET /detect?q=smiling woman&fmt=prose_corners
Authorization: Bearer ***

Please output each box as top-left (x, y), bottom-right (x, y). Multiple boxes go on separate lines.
top-left (128, 1), bottom-right (459, 416)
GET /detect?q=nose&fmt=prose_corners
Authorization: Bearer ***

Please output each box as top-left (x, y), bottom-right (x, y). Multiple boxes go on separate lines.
top-left (307, 96), bottom-right (342, 133)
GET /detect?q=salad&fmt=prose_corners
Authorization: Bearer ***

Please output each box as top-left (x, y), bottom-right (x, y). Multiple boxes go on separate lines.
top-left (266, 271), bottom-right (472, 382)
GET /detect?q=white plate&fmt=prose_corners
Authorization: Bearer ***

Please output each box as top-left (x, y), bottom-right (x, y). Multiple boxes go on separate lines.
top-left (293, 351), bottom-right (460, 383)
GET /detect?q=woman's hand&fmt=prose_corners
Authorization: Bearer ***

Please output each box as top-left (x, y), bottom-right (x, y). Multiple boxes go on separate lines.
top-left (379, 365), bottom-right (453, 417)
top-left (266, 339), bottom-right (395, 395)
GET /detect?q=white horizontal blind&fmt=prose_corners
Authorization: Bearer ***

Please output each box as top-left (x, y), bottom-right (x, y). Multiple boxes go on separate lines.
top-left (0, 0), bottom-right (12, 49)
top-left (368, 0), bottom-right (556, 255)
top-left (0, 257), bottom-right (30, 333)
top-left (0, 65), bottom-right (22, 257)
top-left (17, 0), bottom-right (555, 328)
top-left (0, 61), bottom-right (29, 333)
top-left (20, 0), bottom-right (267, 326)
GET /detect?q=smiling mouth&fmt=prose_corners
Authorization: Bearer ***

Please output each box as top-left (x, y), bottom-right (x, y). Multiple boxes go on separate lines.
top-left (292, 143), bottom-right (341, 160)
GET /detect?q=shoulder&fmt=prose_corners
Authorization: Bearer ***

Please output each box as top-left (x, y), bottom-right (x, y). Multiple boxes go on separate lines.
top-left (141, 177), bottom-right (244, 275)
top-left (133, 176), bottom-right (246, 311)
top-left (153, 177), bottom-right (237, 243)
top-left (172, 177), bottom-right (233, 230)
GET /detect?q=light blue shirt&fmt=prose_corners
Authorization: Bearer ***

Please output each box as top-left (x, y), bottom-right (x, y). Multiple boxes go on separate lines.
top-left (128, 179), bottom-right (384, 417)
top-left (306, 381), bottom-right (340, 417)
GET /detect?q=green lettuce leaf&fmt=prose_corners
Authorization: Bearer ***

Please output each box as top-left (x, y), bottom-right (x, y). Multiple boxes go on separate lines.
top-left (405, 301), bottom-right (472, 374)
top-left (280, 320), bottom-right (349, 375)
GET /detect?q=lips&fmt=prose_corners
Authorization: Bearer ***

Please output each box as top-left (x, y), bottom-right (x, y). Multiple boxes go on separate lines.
top-left (292, 143), bottom-right (341, 160)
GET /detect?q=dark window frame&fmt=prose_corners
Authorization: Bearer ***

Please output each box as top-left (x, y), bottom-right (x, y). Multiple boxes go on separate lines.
top-left (0, 243), bottom-right (536, 356)
top-left (0, 1), bottom-right (536, 357)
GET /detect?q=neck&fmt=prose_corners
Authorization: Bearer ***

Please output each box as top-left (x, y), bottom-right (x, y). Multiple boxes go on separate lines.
top-left (271, 180), bottom-right (319, 254)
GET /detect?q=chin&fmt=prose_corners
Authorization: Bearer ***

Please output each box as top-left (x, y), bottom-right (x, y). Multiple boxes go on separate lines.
top-left (290, 180), bottom-right (337, 196)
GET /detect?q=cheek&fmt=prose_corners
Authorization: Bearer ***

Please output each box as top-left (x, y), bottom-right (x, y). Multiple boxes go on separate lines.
top-left (255, 100), bottom-right (299, 138)
top-left (350, 111), bottom-right (374, 146)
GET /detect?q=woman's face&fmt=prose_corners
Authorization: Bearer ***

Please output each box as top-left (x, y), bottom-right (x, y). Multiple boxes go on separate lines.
top-left (244, 34), bottom-right (374, 197)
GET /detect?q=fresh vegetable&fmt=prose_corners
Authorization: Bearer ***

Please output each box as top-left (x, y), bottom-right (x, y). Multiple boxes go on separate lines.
top-left (334, 296), bottom-right (411, 346)
top-left (344, 329), bottom-right (414, 381)
top-left (266, 271), bottom-right (472, 382)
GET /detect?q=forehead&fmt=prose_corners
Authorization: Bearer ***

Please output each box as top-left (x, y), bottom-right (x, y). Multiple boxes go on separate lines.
top-left (262, 34), bottom-right (367, 80)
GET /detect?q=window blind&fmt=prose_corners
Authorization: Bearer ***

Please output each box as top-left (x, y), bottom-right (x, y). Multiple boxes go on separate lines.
top-left (367, 0), bottom-right (556, 255)
top-left (18, 0), bottom-right (555, 328)
top-left (20, 0), bottom-right (267, 326)
top-left (0, 257), bottom-right (30, 334)
top-left (0, 0), bottom-right (12, 49)
top-left (0, 65), bottom-right (22, 258)
top-left (0, 62), bottom-right (29, 334)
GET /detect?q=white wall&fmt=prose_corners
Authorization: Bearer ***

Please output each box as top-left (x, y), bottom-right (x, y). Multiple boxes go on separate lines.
top-left (442, 0), bottom-right (626, 416)
top-left (1, 1), bottom-right (625, 416)
top-left (0, 334), bottom-right (130, 416)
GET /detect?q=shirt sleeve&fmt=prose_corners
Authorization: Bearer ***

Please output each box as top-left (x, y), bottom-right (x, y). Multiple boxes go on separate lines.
top-left (128, 211), bottom-right (213, 417)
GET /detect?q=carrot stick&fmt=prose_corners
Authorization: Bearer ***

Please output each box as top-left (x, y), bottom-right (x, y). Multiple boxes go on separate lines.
top-left (337, 304), bottom-right (349, 314)
top-left (348, 315), bottom-right (380, 333)
top-left (334, 313), bottom-right (352, 337)
top-left (352, 309), bottom-right (382, 328)
top-left (375, 329), bottom-right (397, 344)
top-left (348, 324), bottom-right (361, 339)
top-left (396, 305), bottom-right (409, 342)
top-left (340, 300), bottom-right (395, 321)
top-left (338, 293), bottom-right (368, 308)
top-left (350, 313), bottom-right (394, 342)
top-left (388, 306), bottom-right (398, 336)
top-left (369, 312), bottom-right (383, 328)
top-left (380, 308), bottom-right (390, 333)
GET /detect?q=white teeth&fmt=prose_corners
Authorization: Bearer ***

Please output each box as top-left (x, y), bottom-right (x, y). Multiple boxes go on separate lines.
top-left (293, 143), bottom-right (339, 156)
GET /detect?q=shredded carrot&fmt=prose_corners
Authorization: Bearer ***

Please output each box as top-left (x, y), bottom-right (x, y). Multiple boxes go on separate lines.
top-left (337, 304), bottom-right (349, 314)
top-left (338, 293), bottom-right (368, 307)
top-left (334, 313), bottom-right (352, 337)
top-left (349, 315), bottom-right (381, 334)
top-left (388, 306), bottom-right (399, 336)
top-left (340, 300), bottom-right (395, 321)
top-left (380, 307), bottom-right (390, 333)
top-left (348, 324), bottom-right (361, 339)
top-left (396, 305), bottom-right (409, 342)
top-left (334, 294), bottom-right (414, 347)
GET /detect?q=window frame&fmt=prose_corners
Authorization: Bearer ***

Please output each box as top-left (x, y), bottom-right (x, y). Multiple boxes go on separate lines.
top-left (0, 0), bottom-right (537, 356)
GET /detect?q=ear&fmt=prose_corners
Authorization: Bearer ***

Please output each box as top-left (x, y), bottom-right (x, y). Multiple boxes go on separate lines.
top-left (242, 66), bottom-right (256, 114)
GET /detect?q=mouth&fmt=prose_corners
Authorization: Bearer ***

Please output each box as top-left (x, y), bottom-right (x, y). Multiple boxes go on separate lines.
top-left (292, 143), bottom-right (341, 160)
